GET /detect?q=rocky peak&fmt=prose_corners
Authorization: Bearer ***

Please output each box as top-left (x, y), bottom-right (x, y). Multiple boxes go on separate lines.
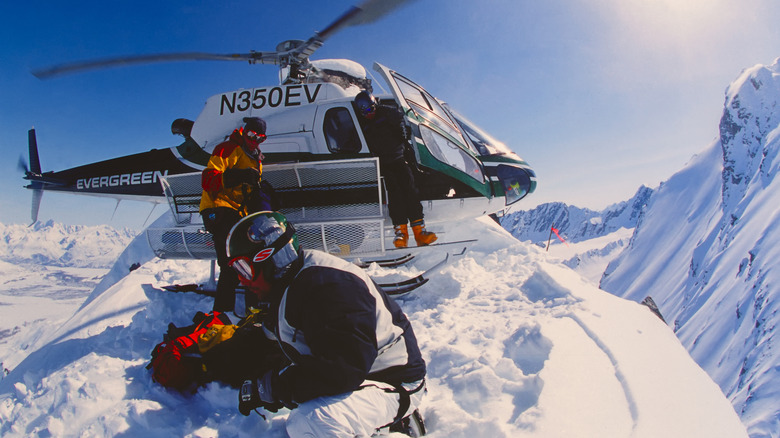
top-left (719, 58), bottom-right (780, 212)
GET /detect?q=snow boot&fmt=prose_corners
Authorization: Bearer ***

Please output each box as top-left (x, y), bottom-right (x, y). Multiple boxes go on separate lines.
top-left (393, 224), bottom-right (409, 248)
top-left (388, 409), bottom-right (426, 436)
top-left (411, 219), bottom-right (437, 246)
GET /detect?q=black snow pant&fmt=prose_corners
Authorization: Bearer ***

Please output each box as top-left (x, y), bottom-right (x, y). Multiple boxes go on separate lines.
top-left (381, 160), bottom-right (424, 226)
top-left (201, 207), bottom-right (242, 312)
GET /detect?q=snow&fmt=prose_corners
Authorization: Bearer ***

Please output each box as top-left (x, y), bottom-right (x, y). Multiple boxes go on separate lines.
top-left (600, 58), bottom-right (780, 438)
top-left (0, 216), bottom-right (748, 437)
top-left (546, 228), bottom-right (634, 284)
top-left (310, 59), bottom-right (368, 79)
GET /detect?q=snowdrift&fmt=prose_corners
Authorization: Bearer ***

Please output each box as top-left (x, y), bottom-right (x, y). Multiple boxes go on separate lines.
top-left (0, 216), bottom-right (747, 437)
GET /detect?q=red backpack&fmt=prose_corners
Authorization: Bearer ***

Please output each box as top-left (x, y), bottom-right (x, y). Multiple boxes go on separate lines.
top-left (147, 311), bottom-right (233, 391)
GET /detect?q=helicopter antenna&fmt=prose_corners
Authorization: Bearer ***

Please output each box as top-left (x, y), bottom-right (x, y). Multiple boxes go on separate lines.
top-left (31, 0), bottom-right (417, 83)
top-left (111, 199), bottom-right (122, 221)
top-left (142, 203), bottom-right (160, 228)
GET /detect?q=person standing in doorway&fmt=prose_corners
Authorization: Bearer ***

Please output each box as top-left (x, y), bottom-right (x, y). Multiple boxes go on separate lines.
top-left (353, 91), bottom-right (437, 248)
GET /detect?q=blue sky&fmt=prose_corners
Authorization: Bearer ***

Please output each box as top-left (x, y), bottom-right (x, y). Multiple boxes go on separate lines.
top-left (2, 0), bottom-right (779, 229)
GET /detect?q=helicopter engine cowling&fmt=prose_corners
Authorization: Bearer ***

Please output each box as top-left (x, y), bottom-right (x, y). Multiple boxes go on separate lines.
top-left (171, 118), bottom-right (194, 138)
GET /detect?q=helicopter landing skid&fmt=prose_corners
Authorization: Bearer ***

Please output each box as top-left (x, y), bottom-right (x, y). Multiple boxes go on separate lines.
top-left (160, 240), bottom-right (472, 297)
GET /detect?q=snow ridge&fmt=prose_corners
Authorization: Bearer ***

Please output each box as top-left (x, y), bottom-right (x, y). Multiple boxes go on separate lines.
top-left (601, 57), bottom-right (780, 438)
top-left (0, 217), bottom-right (748, 437)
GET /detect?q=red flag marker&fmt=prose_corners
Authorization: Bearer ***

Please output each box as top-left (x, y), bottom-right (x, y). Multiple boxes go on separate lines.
top-left (547, 225), bottom-right (569, 251)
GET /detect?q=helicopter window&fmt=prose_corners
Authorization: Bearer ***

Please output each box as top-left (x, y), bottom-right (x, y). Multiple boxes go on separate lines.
top-left (419, 125), bottom-right (484, 184)
top-left (456, 121), bottom-right (491, 156)
top-left (446, 106), bottom-right (514, 157)
top-left (323, 107), bottom-right (362, 154)
top-left (394, 76), bottom-right (465, 143)
top-left (496, 164), bottom-right (532, 205)
top-left (395, 78), bottom-right (429, 111)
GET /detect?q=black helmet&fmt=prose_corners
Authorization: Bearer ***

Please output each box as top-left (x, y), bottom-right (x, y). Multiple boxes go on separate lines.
top-left (353, 91), bottom-right (376, 116)
top-left (226, 211), bottom-right (301, 282)
top-left (243, 117), bottom-right (267, 135)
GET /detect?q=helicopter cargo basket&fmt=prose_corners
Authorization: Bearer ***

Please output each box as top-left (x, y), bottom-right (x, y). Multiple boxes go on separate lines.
top-left (146, 158), bottom-right (388, 260)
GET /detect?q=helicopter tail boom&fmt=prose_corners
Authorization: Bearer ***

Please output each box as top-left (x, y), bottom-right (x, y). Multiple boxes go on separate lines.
top-left (20, 129), bottom-right (201, 224)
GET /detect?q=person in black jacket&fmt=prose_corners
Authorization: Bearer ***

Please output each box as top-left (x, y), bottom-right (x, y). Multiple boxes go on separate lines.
top-left (228, 211), bottom-right (426, 436)
top-left (354, 91), bottom-right (437, 249)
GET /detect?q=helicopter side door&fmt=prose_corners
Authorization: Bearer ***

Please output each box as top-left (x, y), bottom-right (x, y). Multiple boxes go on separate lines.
top-left (371, 63), bottom-right (491, 199)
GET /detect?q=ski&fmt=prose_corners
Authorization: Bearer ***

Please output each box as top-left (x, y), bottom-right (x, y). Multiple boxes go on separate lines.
top-left (379, 275), bottom-right (429, 295)
top-left (354, 253), bottom-right (415, 269)
top-left (383, 239), bottom-right (477, 254)
top-left (378, 253), bottom-right (450, 296)
top-left (162, 283), bottom-right (215, 296)
top-left (161, 284), bottom-right (248, 298)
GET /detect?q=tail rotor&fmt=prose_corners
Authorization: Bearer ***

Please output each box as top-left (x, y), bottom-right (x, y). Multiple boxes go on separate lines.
top-left (18, 154), bottom-right (29, 173)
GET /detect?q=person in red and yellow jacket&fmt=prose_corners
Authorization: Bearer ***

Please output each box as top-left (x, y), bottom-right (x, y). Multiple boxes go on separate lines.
top-left (200, 116), bottom-right (270, 312)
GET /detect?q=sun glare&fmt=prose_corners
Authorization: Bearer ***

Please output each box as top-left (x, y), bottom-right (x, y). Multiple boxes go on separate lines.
top-left (611, 0), bottom-right (731, 48)
top-left (585, 0), bottom-right (752, 86)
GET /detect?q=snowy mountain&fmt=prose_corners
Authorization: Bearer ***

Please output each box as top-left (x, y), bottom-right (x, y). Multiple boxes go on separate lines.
top-left (501, 185), bottom-right (653, 245)
top-left (499, 187), bottom-right (652, 284)
top-left (0, 216), bottom-right (747, 437)
top-left (0, 220), bottom-right (137, 268)
top-left (601, 58), bottom-right (780, 438)
top-left (0, 221), bottom-right (139, 380)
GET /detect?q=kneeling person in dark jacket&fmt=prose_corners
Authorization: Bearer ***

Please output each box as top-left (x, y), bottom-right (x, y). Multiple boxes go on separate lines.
top-left (228, 211), bottom-right (426, 436)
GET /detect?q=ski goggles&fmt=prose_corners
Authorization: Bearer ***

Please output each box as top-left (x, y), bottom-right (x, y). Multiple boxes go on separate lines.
top-left (228, 256), bottom-right (256, 282)
top-left (246, 130), bottom-right (267, 143)
top-left (228, 223), bottom-right (296, 281)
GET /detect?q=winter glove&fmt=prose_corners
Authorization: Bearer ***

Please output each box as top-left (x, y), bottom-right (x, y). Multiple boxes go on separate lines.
top-left (238, 372), bottom-right (283, 416)
top-left (238, 379), bottom-right (260, 416)
top-left (223, 167), bottom-right (259, 187)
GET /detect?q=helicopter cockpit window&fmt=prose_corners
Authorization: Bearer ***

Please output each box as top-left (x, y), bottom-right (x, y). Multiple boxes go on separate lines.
top-left (419, 125), bottom-right (484, 184)
top-left (446, 106), bottom-right (514, 157)
top-left (323, 107), bottom-right (361, 154)
top-left (394, 76), bottom-right (465, 144)
top-left (496, 164), bottom-right (532, 205)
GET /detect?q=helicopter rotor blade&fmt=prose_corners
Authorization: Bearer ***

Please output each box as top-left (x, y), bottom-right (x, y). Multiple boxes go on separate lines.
top-left (319, 0), bottom-right (417, 39)
top-left (288, 0), bottom-right (417, 64)
top-left (32, 0), bottom-right (417, 79)
top-left (32, 51), bottom-right (282, 79)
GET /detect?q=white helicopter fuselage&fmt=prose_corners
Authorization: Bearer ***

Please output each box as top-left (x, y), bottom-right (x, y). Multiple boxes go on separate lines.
top-left (168, 62), bottom-right (534, 225)
top-left (24, 61), bottom-right (535, 232)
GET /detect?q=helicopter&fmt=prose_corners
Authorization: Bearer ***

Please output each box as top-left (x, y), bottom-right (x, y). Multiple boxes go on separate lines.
top-left (21, 0), bottom-right (536, 268)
